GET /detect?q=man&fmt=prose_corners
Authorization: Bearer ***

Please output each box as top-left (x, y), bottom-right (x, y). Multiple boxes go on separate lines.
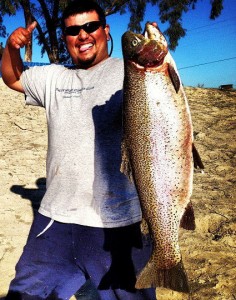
top-left (1, 1), bottom-right (156, 299)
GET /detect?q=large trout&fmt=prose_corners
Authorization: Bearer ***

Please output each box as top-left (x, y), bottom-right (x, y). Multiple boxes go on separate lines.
top-left (121, 23), bottom-right (200, 293)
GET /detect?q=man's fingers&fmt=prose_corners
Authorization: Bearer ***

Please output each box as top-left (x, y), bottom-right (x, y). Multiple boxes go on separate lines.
top-left (27, 21), bottom-right (37, 33)
top-left (7, 22), bottom-right (37, 50)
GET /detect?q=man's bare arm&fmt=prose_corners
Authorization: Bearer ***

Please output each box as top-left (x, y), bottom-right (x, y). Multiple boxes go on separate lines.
top-left (1, 22), bottom-right (37, 93)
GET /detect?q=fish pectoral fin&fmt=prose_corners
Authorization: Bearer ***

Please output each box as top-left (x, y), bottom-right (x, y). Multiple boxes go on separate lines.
top-left (192, 143), bottom-right (204, 170)
top-left (168, 63), bottom-right (181, 93)
top-left (180, 202), bottom-right (196, 230)
top-left (135, 259), bottom-right (190, 293)
top-left (120, 140), bottom-right (134, 182)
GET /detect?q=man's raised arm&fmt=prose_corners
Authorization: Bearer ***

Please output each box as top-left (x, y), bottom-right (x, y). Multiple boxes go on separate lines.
top-left (1, 21), bottom-right (37, 93)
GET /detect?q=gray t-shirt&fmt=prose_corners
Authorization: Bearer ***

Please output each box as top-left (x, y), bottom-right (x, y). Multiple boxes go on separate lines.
top-left (20, 57), bottom-right (142, 227)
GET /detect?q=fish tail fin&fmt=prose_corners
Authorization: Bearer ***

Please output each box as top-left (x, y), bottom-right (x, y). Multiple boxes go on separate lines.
top-left (180, 202), bottom-right (196, 230)
top-left (135, 259), bottom-right (190, 293)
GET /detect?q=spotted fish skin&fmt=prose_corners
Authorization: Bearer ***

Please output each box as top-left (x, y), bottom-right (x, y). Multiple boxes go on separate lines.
top-left (121, 23), bottom-right (194, 293)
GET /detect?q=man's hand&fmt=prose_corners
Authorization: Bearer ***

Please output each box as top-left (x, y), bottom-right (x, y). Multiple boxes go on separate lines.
top-left (7, 21), bottom-right (37, 49)
top-left (1, 21), bottom-right (37, 92)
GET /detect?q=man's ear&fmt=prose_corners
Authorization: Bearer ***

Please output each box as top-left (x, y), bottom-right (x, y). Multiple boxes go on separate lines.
top-left (104, 24), bottom-right (110, 41)
top-left (61, 34), bottom-right (66, 42)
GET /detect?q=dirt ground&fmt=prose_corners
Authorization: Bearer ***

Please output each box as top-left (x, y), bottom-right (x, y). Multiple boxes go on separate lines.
top-left (0, 78), bottom-right (235, 299)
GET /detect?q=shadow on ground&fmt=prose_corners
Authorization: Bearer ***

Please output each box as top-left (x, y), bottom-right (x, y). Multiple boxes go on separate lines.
top-left (10, 178), bottom-right (46, 215)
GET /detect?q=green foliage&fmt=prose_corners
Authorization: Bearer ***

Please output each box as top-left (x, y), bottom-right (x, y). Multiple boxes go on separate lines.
top-left (158, 0), bottom-right (198, 49)
top-left (0, 0), bottom-right (20, 15)
top-left (210, 0), bottom-right (224, 19)
top-left (0, 14), bottom-right (7, 38)
top-left (127, 0), bottom-right (147, 33)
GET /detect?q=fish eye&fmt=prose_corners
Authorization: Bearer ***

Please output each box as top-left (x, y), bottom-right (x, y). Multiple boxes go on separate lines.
top-left (131, 39), bottom-right (139, 47)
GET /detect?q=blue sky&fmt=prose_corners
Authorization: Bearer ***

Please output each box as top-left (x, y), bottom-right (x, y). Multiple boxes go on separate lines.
top-left (1, 0), bottom-right (236, 88)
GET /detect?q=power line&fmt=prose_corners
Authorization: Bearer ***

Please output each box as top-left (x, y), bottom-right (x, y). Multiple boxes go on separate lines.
top-left (187, 18), bottom-right (235, 32)
top-left (178, 56), bottom-right (236, 70)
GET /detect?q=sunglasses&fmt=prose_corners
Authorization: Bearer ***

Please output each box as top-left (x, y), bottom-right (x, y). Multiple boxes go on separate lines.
top-left (64, 21), bottom-right (104, 36)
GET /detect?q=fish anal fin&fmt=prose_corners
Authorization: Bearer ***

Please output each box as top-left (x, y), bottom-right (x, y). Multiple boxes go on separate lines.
top-left (180, 202), bottom-right (196, 230)
top-left (140, 218), bottom-right (150, 235)
top-left (135, 259), bottom-right (190, 293)
top-left (168, 63), bottom-right (181, 93)
top-left (192, 143), bottom-right (204, 170)
top-left (120, 140), bottom-right (134, 182)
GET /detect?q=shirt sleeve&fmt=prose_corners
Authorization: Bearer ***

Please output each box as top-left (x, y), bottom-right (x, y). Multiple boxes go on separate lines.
top-left (20, 65), bottom-right (51, 107)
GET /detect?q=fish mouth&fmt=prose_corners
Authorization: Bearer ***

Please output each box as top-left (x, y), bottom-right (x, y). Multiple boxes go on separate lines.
top-left (144, 22), bottom-right (168, 48)
top-left (130, 56), bottom-right (165, 70)
top-left (139, 23), bottom-right (168, 67)
top-left (122, 23), bottom-right (168, 68)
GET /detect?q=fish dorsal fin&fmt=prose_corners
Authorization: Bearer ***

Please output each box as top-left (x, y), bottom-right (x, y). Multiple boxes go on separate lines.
top-left (168, 63), bottom-right (181, 93)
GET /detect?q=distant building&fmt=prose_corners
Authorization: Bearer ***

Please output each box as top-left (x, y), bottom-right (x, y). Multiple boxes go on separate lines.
top-left (219, 84), bottom-right (233, 90)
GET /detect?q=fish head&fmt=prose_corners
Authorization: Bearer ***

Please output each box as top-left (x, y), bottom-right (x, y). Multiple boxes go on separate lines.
top-left (122, 22), bottom-right (168, 68)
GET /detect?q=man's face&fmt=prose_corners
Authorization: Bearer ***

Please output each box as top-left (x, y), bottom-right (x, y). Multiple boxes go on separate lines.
top-left (63, 11), bottom-right (110, 68)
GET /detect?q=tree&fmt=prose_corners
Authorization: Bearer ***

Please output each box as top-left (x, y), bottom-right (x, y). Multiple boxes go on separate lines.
top-left (0, 42), bottom-right (4, 60)
top-left (21, 0), bottom-right (33, 61)
top-left (0, 0), bottom-right (67, 62)
top-left (0, 0), bottom-right (224, 63)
